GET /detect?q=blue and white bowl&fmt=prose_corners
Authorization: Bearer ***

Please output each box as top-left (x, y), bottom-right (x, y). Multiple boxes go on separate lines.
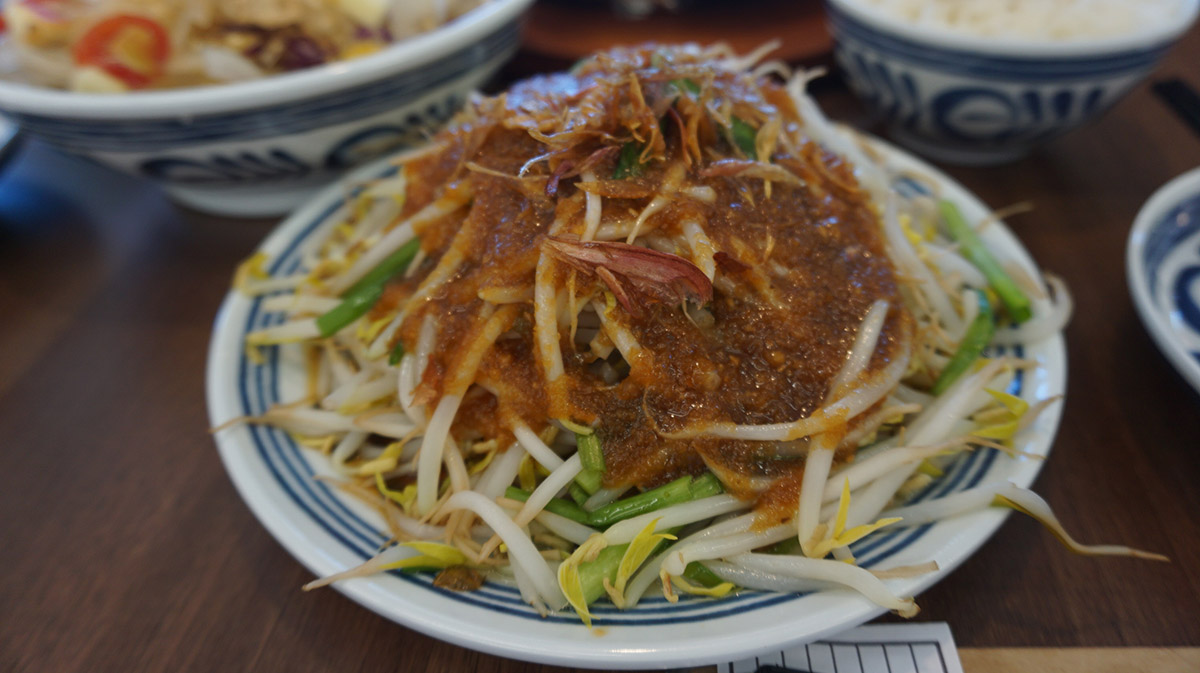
top-left (1128, 166), bottom-right (1200, 396)
top-left (0, 0), bottom-right (533, 217)
top-left (825, 0), bottom-right (1199, 165)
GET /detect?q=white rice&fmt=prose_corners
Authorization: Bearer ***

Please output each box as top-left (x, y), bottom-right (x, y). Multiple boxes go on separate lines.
top-left (857, 0), bottom-right (1188, 40)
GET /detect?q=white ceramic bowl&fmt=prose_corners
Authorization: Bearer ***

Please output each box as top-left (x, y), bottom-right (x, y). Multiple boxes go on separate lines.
top-left (825, 0), bottom-right (1200, 165)
top-left (1127, 166), bottom-right (1200, 396)
top-left (0, 0), bottom-right (533, 216)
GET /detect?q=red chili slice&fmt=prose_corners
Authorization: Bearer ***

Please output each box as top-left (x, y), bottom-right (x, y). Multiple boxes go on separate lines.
top-left (72, 14), bottom-right (170, 89)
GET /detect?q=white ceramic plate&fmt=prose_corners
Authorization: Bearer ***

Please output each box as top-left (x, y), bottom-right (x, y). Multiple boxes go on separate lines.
top-left (1128, 166), bottom-right (1200, 396)
top-left (206, 138), bottom-right (1066, 669)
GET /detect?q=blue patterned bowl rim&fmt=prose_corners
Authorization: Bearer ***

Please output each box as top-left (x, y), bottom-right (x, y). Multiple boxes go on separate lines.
top-left (0, 0), bottom-right (534, 119)
top-left (1126, 165), bottom-right (1200, 396)
top-left (827, 0), bottom-right (1199, 58)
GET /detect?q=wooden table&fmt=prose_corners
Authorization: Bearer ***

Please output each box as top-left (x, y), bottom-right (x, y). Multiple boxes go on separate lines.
top-left (521, 0), bottom-right (831, 67)
top-left (3, 22), bottom-right (1200, 673)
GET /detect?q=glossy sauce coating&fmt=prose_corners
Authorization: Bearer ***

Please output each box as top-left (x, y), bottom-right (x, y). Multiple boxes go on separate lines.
top-left (369, 46), bottom-right (911, 521)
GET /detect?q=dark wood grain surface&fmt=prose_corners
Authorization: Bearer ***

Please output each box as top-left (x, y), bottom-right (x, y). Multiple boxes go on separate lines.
top-left (3, 22), bottom-right (1200, 673)
top-left (522, 0), bottom-right (831, 66)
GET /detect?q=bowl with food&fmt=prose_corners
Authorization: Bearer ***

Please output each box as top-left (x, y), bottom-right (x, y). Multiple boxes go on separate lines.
top-left (0, 0), bottom-right (534, 216)
top-left (825, 0), bottom-right (1200, 164)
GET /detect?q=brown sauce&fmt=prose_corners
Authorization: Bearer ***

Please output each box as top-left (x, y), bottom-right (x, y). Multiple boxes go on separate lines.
top-left (369, 45), bottom-right (910, 523)
top-left (433, 566), bottom-right (486, 592)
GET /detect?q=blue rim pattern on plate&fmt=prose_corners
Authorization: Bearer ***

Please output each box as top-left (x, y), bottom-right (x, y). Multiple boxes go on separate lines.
top-left (232, 167), bottom-right (1025, 626)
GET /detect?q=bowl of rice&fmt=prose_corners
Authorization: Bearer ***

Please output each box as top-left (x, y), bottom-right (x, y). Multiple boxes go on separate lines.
top-left (825, 0), bottom-right (1200, 164)
top-left (0, 0), bottom-right (533, 216)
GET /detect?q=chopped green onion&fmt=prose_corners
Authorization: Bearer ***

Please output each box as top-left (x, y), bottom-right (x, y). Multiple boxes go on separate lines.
top-left (315, 287), bottom-right (383, 338)
top-left (315, 238), bottom-right (421, 337)
top-left (507, 471), bottom-right (726, 535)
top-left (932, 290), bottom-right (995, 395)
top-left (689, 472), bottom-right (724, 497)
top-left (577, 528), bottom-right (679, 604)
top-left (612, 141), bottom-right (644, 179)
top-left (504, 486), bottom-right (590, 524)
top-left (341, 238), bottom-right (421, 304)
top-left (576, 432), bottom-right (605, 472)
top-left (564, 418), bottom-right (603, 498)
top-left (683, 561), bottom-right (726, 588)
top-left (671, 78), bottom-right (701, 96)
top-left (730, 116), bottom-right (758, 160)
top-left (569, 482), bottom-right (591, 506)
top-left (388, 341), bottom-right (406, 366)
top-left (938, 200), bottom-right (1032, 324)
top-left (587, 473), bottom-right (724, 529)
top-left (575, 468), bottom-right (603, 495)
top-left (577, 544), bottom-right (629, 603)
